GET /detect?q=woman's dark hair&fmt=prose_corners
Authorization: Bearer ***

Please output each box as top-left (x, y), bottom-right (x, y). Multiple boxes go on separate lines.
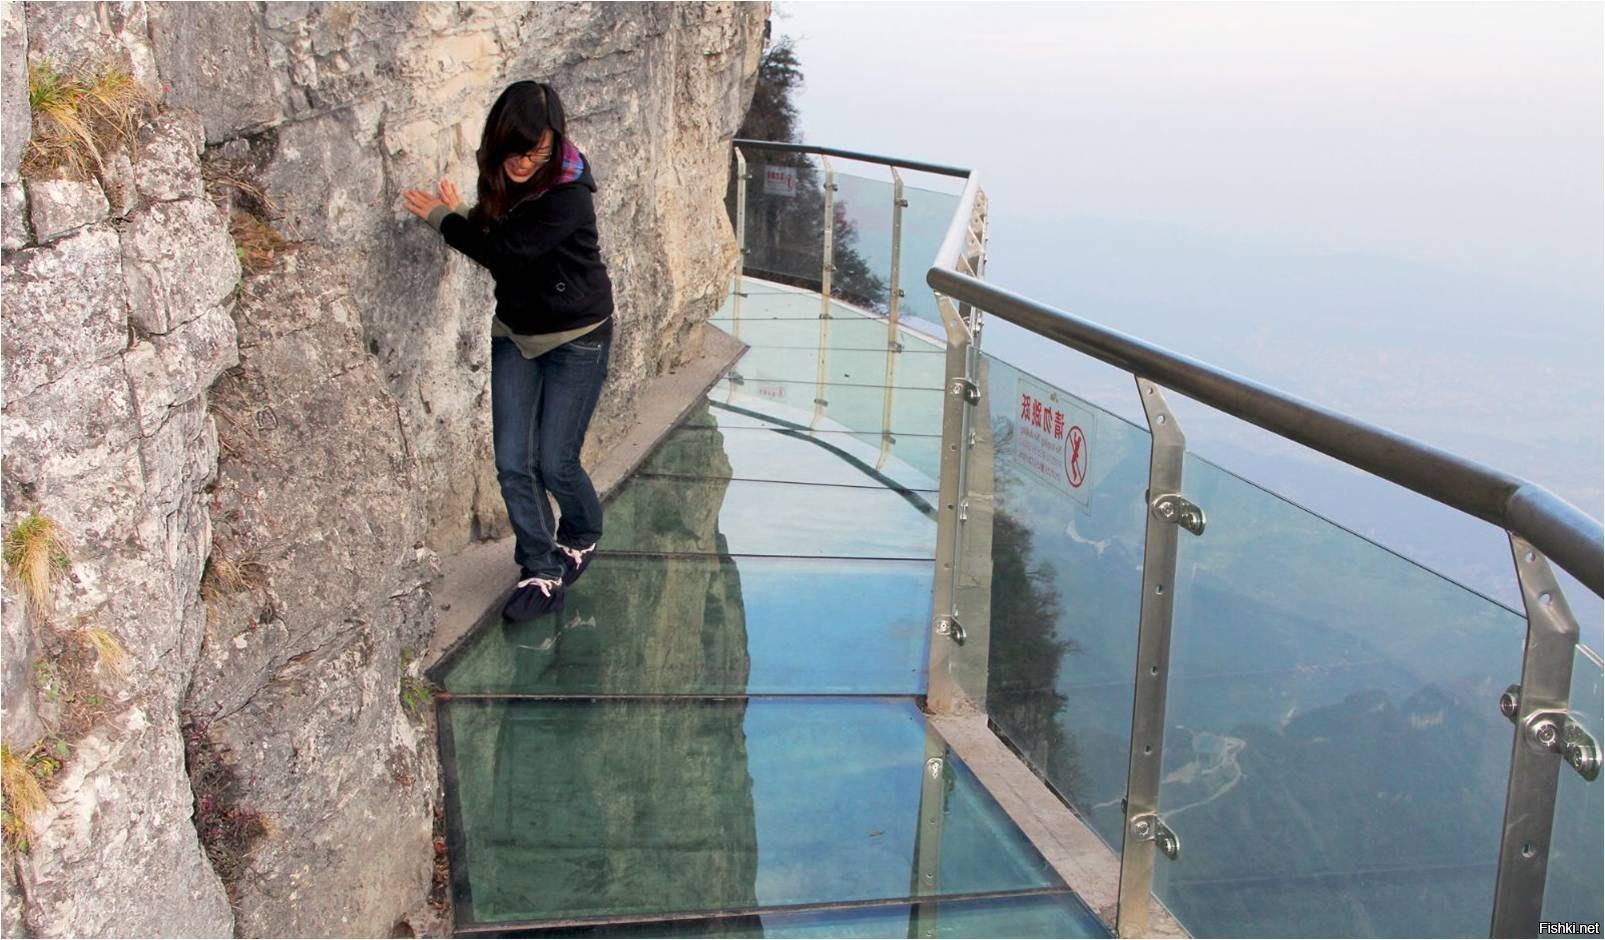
top-left (470, 81), bottom-right (567, 225)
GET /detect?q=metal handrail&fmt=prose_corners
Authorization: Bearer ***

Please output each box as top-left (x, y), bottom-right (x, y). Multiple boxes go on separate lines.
top-left (730, 137), bottom-right (1603, 595)
top-left (925, 267), bottom-right (1604, 597)
top-left (731, 139), bottom-right (969, 178)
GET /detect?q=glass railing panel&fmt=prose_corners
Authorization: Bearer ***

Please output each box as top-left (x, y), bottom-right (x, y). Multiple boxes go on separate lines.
top-left (830, 172), bottom-right (895, 316)
top-left (431, 554), bottom-right (933, 696)
top-left (599, 476), bottom-right (935, 559)
top-left (896, 183), bottom-right (961, 328)
top-left (733, 150), bottom-right (828, 291)
top-left (443, 697), bottom-right (1065, 926)
top-left (489, 893), bottom-right (1106, 938)
top-left (1152, 451), bottom-right (1529, 937)
top-left (1541, 644), bottom-right (1604, 926)
top-left (979, 355), bottom-right (1153, 850)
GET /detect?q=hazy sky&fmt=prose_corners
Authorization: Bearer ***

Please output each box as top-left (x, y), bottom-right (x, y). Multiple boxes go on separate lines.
top-left (768, 1), bottom-right (1603, 621)
top-left (774, 2), bottom-right (1603, 293)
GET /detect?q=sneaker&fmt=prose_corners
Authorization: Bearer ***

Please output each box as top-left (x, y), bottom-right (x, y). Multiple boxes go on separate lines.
top-left (557, 542), bottom-right (597, 588)
top-left (502, 573), bottom-right (565, 622)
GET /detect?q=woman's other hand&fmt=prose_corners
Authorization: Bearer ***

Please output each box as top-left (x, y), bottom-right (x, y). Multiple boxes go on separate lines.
top-left (402, 178), bottom-right (463, 220)
top-left (437, 179), bottom-right (463, 212)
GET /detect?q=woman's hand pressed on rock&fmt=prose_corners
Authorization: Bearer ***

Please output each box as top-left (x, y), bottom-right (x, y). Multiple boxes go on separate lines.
top-left (402, 178), bottom-right (463, 220)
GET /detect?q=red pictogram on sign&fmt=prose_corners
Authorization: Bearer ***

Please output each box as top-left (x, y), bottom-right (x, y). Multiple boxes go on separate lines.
top-left (1066, 425), bottom-right (1087, 488)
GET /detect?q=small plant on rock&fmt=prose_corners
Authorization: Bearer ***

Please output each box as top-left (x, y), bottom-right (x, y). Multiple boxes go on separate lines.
top-left (399, 647), bottom-right (433, 720)
top-left (83, 627), bottom-right (129, 678)
top-left (23, 59), bottom-right (155, 180)
top-left (182, 720), bottom-right (268, 908)
top-left (1, 742), bottom-right (48, 851)
top-left (3, 511), bottom-right (71, 620)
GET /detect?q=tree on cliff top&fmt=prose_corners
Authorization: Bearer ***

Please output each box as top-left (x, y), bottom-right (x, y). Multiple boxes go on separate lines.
top-left (737, 38), bottom-right (803, 143)
top-left (727, 38), bottom-right (888, 312)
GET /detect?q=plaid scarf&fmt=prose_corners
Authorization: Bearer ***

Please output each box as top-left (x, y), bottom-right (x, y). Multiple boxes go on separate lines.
top-left (533, 139), bottom-right (585, 195)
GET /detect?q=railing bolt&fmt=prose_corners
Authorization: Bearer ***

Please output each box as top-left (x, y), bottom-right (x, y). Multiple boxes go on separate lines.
top-left (1533, 719), bottom-right (1560, 749)
top-left (1133, 818), bottom-right (1152, 838)
top-left (1155, 829), bottom-right (1180, 860)
top-left (1499, 685), bottom-right (1521, 721)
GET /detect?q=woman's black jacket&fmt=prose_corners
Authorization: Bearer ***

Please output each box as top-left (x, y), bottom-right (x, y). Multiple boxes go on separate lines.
top-left (431, 160), bottom-right (614, 336)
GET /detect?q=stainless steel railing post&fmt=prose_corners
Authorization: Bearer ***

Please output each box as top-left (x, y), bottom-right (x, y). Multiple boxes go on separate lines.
top-left (813, 156), bottom-right (836, 430)
top-left (879, 168), bottom-right (907, 472)
top-left (928, 187), bottom-right (989, 715)
top-left (1116, 378), bottom-right (1200, 937)
top-left (731, 147), bottom-right (747, 335)
top-left (1489, 537), bottom-right (1595, 936)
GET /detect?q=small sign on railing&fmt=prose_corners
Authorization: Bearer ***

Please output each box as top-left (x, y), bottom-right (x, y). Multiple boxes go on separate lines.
top-left (763, 164), bottom-right (798, 197)
top-left (1014, 375), bottom-right (1095, 508)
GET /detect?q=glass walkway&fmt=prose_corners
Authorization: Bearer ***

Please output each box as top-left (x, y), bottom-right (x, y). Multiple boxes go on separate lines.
top-left (429, 283), bottom-right (1109, 937)
top-left (429, 142), bottom-right (1603, 938)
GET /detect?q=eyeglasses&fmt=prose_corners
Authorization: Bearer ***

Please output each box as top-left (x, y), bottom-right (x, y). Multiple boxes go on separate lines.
top-left (503, 148), bottom-right (546, 168)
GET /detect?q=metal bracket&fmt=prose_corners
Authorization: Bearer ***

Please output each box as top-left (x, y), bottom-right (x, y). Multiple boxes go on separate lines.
top-left (1501, 686), bottom-right (1600, 781)
top-left (935, 615), bottom-right (966, 644)
top-left (949, 378), bottom-right (979, 404)
top-left (1150, 493), bottom-right (1206, 535)
top-left (1130, 814), bottom-right (1180, 861)
top-left (1490, 535), bottom-right (1588, 937)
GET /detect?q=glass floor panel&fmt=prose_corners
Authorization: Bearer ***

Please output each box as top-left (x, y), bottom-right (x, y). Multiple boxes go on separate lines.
top-left (639, 425), bottom-right (939, 493)
top-left (436, 278), bottom-right (1111, 938)
top-left (728, 344), bottom-right (948, 390)
top-left (443, 698), bottom-right (1067, 928)
top-left (694, 408), bottom-right (944, 482)
top-left (431, 555), bottom-right (933, 696)
top-left (487, 893), bottom-right (1107, 938)
top-left (600, 476), bottom-right (936, 559)
top-left (715, 285), bottom-right (832, 318)
top-left (709, 314), bottom-right (941, 352)
top-left (706, 379), bottom-right (945, 439)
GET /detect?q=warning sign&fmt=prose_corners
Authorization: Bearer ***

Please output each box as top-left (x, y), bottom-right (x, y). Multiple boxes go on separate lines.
top-left (763, 165), bottom-right (798, 197)
top-left (1013, 375), bottom-right (1095, 508)
top-left (1067, 424), bottom-right (1087, 487)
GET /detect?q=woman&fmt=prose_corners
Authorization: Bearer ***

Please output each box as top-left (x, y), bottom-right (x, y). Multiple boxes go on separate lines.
top-left (402, 81), bottom-right (613, 621)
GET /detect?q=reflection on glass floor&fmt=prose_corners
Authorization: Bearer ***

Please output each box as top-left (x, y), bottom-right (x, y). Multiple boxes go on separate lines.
top-left (432, 281), bottom-right (1106, 937)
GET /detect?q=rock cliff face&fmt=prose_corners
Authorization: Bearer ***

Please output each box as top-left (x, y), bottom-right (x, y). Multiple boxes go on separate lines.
top-left (1, 2), bottom-right (765, 935)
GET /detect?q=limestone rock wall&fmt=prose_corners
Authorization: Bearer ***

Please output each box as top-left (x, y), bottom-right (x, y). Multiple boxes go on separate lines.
top-left (1, 1), bottom-right (766, 935)
top-left (2, 7), bottom-right (238, 934)
top-left (149, 1), bottom-right (766, 551)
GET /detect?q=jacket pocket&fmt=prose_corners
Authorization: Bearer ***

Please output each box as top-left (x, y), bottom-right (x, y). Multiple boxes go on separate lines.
top-left (544, 256), bottom-right (592, 315)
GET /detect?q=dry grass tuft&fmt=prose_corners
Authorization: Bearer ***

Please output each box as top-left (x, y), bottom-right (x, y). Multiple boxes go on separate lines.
top-left (1, 743), bottom-right (48, 848)
top-left (22, 59), bottom-right (155, 180)
top-left (3, 512), bottom-right (71, 620)
top-left (230, 208), bottom-right (292, 274)
top-left (83, 628), bottom-right (129, 677)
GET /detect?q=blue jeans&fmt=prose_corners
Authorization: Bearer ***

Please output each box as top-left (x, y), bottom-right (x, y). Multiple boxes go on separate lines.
top-left (490, 332), bottom-right (610, 580)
